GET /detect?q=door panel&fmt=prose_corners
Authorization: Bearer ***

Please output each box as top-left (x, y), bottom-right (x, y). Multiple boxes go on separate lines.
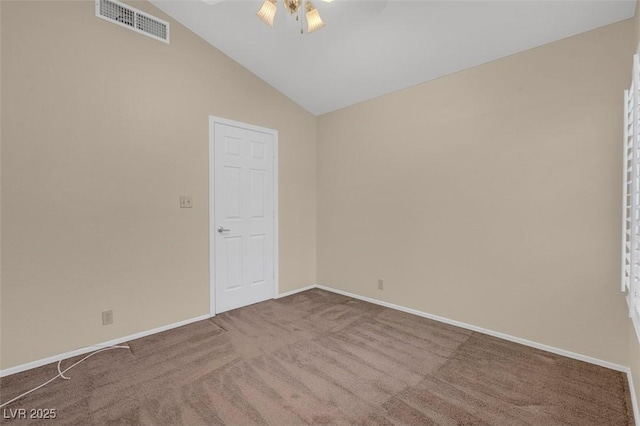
top-left (250, 169), bottom-right (265, 218)
top-left (224, 166), bottom-right (242, 219)
top-left (250, 234), bottom-right (266, 285)
top-left (224, 236), bottom-right (243, 291)
top-left (213, 121), bottom-right (275, 314)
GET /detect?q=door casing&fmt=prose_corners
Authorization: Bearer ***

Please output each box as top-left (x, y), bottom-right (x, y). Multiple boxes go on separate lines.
top-left (209, 115), bottom-right (279, 316)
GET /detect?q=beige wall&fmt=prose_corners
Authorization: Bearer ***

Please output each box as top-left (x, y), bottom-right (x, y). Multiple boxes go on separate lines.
top-left (317, 20), bottom-right (634, 366)
top-left (1, 2), bottom-right (638, 412)
top-left (0, 0), bottom-right (316, 369)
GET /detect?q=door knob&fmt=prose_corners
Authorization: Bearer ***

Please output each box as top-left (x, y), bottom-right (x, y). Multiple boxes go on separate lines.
top-left (217, 226), bottom-right (230, 233)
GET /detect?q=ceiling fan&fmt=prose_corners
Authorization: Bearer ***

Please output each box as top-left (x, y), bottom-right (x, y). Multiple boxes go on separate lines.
top-left (256, 0), bottom-right (333, 34)
top-left (201, 0), bottom-right (387, 35)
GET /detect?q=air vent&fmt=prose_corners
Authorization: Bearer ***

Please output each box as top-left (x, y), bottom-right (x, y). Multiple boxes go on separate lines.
top-left (95, 0), bottom-right (170, 44)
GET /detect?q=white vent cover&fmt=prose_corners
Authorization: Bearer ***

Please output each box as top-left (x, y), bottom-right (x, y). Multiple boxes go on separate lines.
top-left (95, 0), bottom-right (169, 44)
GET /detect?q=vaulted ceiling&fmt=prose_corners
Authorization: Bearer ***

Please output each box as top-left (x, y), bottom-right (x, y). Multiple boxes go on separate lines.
top-left (150, 0), bottom-right (636, 115)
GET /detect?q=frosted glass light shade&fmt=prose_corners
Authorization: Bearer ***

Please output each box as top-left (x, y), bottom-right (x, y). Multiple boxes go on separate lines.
top-left (256, 0), bottom-right (277, 27)
top-left (306, 6), bottom-right (325, 33)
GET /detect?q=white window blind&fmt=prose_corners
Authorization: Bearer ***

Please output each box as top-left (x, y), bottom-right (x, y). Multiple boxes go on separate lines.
top-left (623, 54), bottom-right (640, 340)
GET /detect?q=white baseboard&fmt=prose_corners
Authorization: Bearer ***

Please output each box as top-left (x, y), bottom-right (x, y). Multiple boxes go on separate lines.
top-left (627, 369), bottom-right (640, 425)
top-left (316, 284), bottom-right (639, 425)
top-left (276, 284), bottom-right (317, 299)
top-left (2, 283), bottom-right (638, 425)
top-left (0, 313), bottom-right (212, 378)
top-left (316, 284), bottom-right (628, 371)
top-left (1, 283), bottom-right (318, 377)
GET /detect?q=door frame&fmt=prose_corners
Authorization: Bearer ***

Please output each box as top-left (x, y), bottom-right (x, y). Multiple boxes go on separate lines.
top-left (208, 115), bottom-right (279, 316)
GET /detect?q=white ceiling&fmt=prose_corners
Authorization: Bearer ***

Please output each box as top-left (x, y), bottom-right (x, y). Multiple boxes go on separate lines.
top-left (150, 0), bottom-right (636, 115)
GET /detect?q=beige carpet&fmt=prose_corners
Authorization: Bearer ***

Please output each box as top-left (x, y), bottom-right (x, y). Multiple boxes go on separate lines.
top-left (0, 289), bottom-right (634, 425)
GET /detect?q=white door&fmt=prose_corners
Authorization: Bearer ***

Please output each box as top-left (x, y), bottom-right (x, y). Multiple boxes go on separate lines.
top-left (210, 118), bottom-right (276, 314)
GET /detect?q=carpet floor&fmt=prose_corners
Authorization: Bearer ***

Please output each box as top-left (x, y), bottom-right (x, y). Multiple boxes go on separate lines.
top-left (0, 289), bottom-right (634, 425)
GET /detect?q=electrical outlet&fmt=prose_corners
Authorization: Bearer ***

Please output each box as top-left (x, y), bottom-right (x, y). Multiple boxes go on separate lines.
top-left (180, 196), bottom-right (193, 208)
top-left (102, 310), bottom-right (113, 326)
top-left (378, 279), bottom-right (384, 290)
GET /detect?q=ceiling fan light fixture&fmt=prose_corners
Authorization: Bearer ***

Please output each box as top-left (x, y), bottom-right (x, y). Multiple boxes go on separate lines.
top-left (284, 0), bottom-right (302, 14)
top-left (256, 0), bottom-right (277, 27)
top-left (305, 1), bottom-right (325, 33)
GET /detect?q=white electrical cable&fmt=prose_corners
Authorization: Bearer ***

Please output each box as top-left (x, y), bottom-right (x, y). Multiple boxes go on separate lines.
top-left (57, 360), bottom-right (71, 380)
top-left (0, 345), bottom-right (130, 409)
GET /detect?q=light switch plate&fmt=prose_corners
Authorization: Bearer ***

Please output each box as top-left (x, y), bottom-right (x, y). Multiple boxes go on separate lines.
top-left (180, 196), bottom-right (193, 208)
